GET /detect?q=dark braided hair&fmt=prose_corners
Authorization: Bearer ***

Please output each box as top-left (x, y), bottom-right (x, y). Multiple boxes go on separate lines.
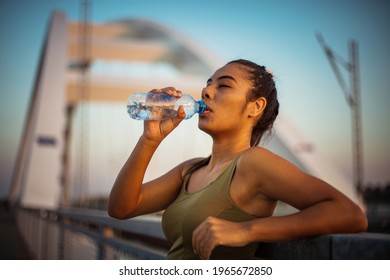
top-left (228, 59), bottom-right (279, 147)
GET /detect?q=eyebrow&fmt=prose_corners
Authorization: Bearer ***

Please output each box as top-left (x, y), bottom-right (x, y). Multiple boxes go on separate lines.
top-left (207, 75), bottom-right (237, 84)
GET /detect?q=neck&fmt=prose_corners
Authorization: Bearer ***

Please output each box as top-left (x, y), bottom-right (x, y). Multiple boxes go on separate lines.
top-left (208, 137), bottom-right (251, 169)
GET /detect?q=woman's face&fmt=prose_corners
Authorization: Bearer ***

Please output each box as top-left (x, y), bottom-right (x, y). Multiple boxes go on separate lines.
top-left (198, 63), bottom-right (253, 138)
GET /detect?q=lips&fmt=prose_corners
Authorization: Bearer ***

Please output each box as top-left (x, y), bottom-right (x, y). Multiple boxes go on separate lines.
top-left (204, 103), bottom-right (212, 113)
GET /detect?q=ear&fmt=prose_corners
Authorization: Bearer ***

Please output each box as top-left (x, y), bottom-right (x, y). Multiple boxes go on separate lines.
top-left (249, 97), bottom-right (267, 118)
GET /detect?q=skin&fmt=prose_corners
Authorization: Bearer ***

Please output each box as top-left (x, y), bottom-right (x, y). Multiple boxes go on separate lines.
top-left (108, 63), bottom-right (368, 260)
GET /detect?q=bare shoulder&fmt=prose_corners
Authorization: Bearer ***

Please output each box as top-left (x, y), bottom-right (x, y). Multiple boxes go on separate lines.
top-left (237, 147), bottom-right (346, 209)
top-left (236, 147), bottom-right (308, 199)
top-left (238, 146), bottom-right (291, 172)
top-left (239, 146), bottom-right (308, 181)
top-left (236, 147), bottom-right (280, 186)
top-left (241, 146), bottom-right (276, 158)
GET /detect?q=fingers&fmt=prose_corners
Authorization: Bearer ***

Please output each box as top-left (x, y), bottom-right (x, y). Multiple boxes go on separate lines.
top-left (149, 87), bottom-right (185, 119)
top-left (156, 107), bottom-right (185, 139)
top-left (150, 87), bottom-right (183, 98)
top-left (192, 217), bottom-right (220, 260)
top-left (142, 88), bottom-right (186, 141)
top-left (176, 105), bottom-right (186, 119)
top-left (192, 217), bottom-right (252, 260)
top-left (165, 105), bottom-right (186, 127)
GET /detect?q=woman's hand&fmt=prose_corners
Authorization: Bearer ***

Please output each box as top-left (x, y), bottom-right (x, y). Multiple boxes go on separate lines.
top-left (192, 217), bottom-right (251, 260)
top-left (142, 87), bottom-right (186, 144)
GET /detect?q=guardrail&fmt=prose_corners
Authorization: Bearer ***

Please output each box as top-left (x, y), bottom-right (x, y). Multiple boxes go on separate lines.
top-left (15, 207), bottom-right (390, 260)
top-left (16, 207), bottom-right (168, 259)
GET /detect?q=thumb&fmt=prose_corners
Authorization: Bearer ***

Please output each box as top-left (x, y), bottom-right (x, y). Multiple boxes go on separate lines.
top-left (172, 105), bottom-right (186, 126)
top-left (160, 106), bottom-right (185, 137)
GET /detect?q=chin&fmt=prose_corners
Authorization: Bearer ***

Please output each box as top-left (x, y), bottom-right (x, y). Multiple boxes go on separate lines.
top-left (197, 119), bottom-right (212, 134)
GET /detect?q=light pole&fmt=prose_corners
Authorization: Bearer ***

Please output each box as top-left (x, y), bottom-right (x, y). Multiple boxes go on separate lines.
top-left (316, 33), bottom-right (363, 193)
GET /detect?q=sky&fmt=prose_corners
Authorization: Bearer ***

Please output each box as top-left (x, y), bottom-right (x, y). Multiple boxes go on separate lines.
top-left (0, 0), bottom-right (389, 199)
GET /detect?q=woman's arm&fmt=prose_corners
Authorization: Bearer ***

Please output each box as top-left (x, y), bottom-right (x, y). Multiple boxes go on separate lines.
top-left (242, 147), bottom-right (368, 239)
top-left (192, 148), bottom-right (368, 259)
top-left (108, 87), bottom-right (187, 219)
top-left (108, 136), bottom-right (178, 219)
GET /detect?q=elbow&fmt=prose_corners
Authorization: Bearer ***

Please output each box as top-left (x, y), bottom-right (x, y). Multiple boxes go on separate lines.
top-left (107, 200), bottom-right (132, 220)
top-left (107, 208), bottom-right (122, 220)
top-left (354, 209), bottom-right (369, 232)
top-left (344, 204), bottom-right (368, 233)
top-left (107, 208), bottom-right (130, 220)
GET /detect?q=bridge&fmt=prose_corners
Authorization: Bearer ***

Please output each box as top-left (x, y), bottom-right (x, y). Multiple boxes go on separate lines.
top-left (3, 11), bottom-right (389, 260)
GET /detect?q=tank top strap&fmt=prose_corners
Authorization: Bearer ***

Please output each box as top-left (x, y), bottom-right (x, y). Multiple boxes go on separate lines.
top-left (181, 155), bottom-right (241, 196)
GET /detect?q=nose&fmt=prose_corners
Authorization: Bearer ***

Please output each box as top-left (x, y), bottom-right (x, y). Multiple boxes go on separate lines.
top-left (201, 87), bottom-right (211, 100)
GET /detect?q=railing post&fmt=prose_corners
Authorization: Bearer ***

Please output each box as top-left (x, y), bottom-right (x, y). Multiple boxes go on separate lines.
top-left (97, 225), bottom-right (114, 260)
top-left (57, 214), bottom-right (65, 260)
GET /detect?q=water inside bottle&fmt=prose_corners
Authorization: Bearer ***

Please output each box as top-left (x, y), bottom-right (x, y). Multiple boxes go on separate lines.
top-left (127, 104), bottom-right (177, 120)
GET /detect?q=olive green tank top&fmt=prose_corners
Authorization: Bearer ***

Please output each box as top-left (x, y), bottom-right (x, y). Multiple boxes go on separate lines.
top-left (161, 156), bottom-right (257, 260)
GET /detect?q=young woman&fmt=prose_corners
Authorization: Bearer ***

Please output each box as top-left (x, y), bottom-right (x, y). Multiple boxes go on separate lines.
top-left (108, 59), bottom-right (367, 259)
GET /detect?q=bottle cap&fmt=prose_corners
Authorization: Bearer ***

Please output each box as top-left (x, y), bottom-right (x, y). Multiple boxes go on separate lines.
top-left (198, 100), bottom-right (206, 114)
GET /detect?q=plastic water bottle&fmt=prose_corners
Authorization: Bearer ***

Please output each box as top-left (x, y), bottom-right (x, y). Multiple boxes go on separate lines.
top-left (127, 92), bottom-right (206, 120)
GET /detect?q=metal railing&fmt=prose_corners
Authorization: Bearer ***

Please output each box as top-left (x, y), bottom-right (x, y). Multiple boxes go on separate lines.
top-left (16, 207), bottom-right (168, 260)
top-left (15, 207), bottom-right (390, 260)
